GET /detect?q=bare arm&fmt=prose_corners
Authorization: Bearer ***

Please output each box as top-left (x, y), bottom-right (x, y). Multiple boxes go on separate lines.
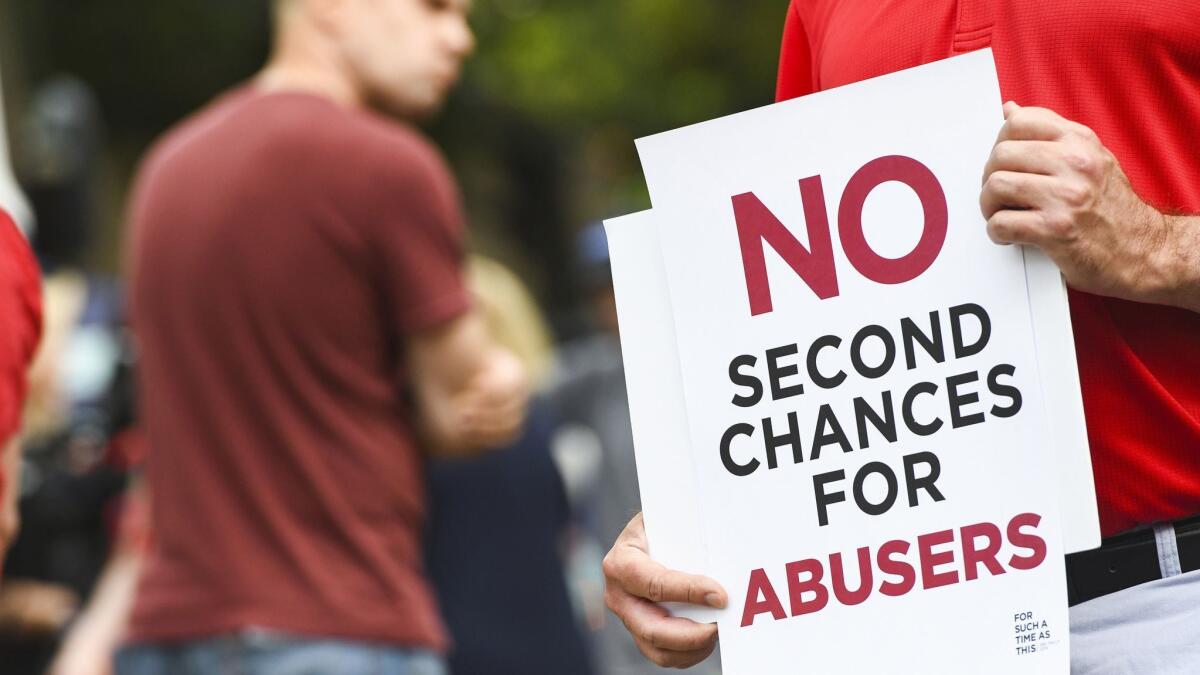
top-left (407, 309), bottom-right (530, 457)
top-left (0, 437), bottom-right (19, 557)
top-left (48, 477), bottom-right (150, 675)
top-left (980, 102), bottom-right (1200, 313)
top-left (47, 543), bottom-right (142, 675)
top-left (1150, 215), bottom-right (1200, 313)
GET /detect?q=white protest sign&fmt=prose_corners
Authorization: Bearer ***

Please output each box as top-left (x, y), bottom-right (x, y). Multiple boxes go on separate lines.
top-left (632, 50), bottom-right (1070, 673)
top-left (605, 211), bottom-right (719, 624)
top-left (1022, 249), bottom-right (1097, 553)
top-left (609, 214), bottom-right (1096, 554)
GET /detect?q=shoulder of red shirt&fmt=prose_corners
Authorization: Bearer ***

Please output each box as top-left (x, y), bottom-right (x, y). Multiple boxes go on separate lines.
top-left (777, 0), bottom-right (814, 102)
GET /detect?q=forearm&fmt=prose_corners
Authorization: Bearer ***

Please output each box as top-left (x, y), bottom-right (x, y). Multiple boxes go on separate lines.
top-left (409, 311), bottom-right (528, 457)
top-left (1153, 214), bottom-right (1200, 313)
top-left (77, 547), bottom-right (140, 637)
top-left (49, 545), bottom-right (144, 674)
top-left (419, 345), bottom-right (525, 457)
top-left (1, 437), bottom-right (21, 552)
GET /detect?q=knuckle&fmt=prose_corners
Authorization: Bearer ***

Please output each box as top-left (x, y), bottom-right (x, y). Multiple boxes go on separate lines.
top-left (987, 220), bottom-right (1011, 243)
top-left (983, 173), bottom-right (1004, 194)
top-left (664, 654), bottom-right (691, 669)
top-left (601, 551), bottom-right (617, 579)
top-left (604, 580), bottom-right (626, 609)
top-left (987, 143), bottom-right (1006, 167)
top-left (650, 651), bottom-right (674, 668)
top-left (641, 625), bottom-right (659, 647)
top-left (995, 140), bottom-right (1018, 164)
top-left (633, 634), bottom-right (672, 662)
top-left (1058, 180), bottom-right (1092, 207)
top-left (1044, 212), bottom-right (1076, 242)
top-left (646, 572), bottom-right (666, 603)
top-left (604, 588), bottom-right (619, 614)
top-left (1062, 148), bottom-right (1095, 174)
top-left (661, 641), bottom-right (694, 663)
top-left (603, 550), bottom-right (633, 586)
top-left (979, 188), bottom-right (998, 217)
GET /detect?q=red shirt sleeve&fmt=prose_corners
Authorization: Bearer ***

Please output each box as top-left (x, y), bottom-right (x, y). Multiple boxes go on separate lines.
top-left (776, 1), bottom-right (816, 102)
top-left (0, 209), bottom-right (42, 445)
top-left (368, 133), bottom-right (472, 336)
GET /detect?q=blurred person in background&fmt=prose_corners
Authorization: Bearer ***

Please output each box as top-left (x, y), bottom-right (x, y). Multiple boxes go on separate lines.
top-left (424, 255), bottom-right (593, 675)
top-left (4, 332), bottom-right (138, 675)
top-left (0, 210), bottom-right (41, 566)
top-left (552, 223), bottom-right (636, 550)
top-left (0, 75), bottom-right (141, 674)
top-left (552, 223), bottom-right (720, 675)
top-left (0, 204), bottom-right (41, 564)
top-left (51, 257), bottom-right (593, 675)
top-left (116, 0), bottom-right (528, 673)
top-left (47, 470), bottom-right (149, 675)
top-left (0, 57), bottom-right (50, 670)
top-left (0, 58), bottom-right (40, 559)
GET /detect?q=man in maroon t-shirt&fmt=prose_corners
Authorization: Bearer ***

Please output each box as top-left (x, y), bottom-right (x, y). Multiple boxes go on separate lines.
top-left (119, 0), bottom-right (527, 672)
top-left (603, 1), bottom-right (1200, 672)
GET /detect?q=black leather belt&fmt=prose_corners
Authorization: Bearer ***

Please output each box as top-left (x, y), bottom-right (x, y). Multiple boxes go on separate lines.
top-left (1065, 514), bottom-right (1200, 606)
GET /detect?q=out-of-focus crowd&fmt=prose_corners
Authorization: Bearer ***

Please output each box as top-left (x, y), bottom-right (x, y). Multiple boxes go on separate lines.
top-left (0, 2), bottom-right (719, 674)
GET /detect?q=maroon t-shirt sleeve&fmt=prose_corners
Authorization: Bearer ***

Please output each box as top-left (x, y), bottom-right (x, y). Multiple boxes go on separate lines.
top-left (368, 134), bottom-right (472, 336)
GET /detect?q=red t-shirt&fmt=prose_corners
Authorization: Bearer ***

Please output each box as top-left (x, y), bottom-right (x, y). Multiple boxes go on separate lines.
top-left (777, 0), bottom-right (1200, 536)
top-left (126, 89), bottom-right (471, 649)
top-left (0, 209), bottom-right (41, 512)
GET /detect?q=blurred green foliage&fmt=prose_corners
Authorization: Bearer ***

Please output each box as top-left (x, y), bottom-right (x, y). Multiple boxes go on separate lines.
top-left (1, 0), bottom-right (272, 138)
top-left (0, 0), bottom-right (788, 321)
top-left (469, 0), bottom-right (783, 134)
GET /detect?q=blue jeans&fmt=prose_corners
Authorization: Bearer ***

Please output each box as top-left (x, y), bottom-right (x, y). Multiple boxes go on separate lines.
top-left (115, 629), bottom-right (446, 675)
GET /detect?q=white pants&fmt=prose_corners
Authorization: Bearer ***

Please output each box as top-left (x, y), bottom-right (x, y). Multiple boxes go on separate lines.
top-left (1069, 524), bottom-right (1200, 674)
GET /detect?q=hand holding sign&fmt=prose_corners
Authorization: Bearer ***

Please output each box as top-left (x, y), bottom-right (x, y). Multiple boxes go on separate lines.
top-left (602, 513), bottom-right (726, 668)
top-left (980, 102), bottom-right (1177, 307)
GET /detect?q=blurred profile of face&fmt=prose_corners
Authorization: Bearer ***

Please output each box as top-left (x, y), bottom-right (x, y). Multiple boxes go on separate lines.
top-left (337, 0), bottom-right (474, 118)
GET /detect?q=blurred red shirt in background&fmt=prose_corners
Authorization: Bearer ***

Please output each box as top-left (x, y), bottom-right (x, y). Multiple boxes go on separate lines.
top-left (125, 88), bottom-right (470, 650)
top-left (0, 208), bottom-right (43, 558)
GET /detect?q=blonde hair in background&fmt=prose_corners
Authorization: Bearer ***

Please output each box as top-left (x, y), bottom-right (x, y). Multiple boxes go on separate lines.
top-left (466, 256), bottom-right (554, 390)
